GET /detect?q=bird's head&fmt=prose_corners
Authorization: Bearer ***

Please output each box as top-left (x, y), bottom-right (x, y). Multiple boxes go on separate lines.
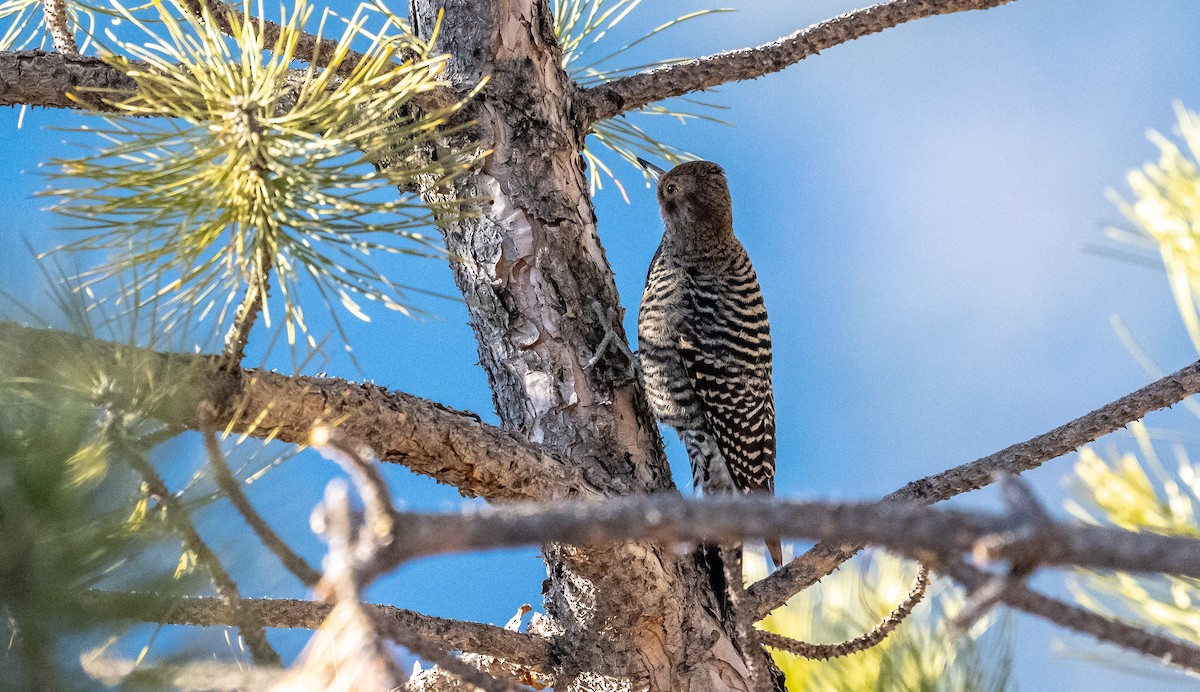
top-left (637, 158), bottom-right (733, 233)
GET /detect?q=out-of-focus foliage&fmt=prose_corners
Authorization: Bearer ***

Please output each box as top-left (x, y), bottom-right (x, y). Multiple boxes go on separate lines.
top-left (551, 0), bottom-right (730, 199)
top-left (1064, 102), bottom-right (1200, 679)
top-left (1067, 424), bottom-right (1200, 647)
top-left (0, 329), bottom-right (187, 689)
top-left (1112, 102), bottom-right (1200, 353)
top-left (46, 0), bottom-right (477, 352)
top-left (751, 552), bottom-right (1012, 692)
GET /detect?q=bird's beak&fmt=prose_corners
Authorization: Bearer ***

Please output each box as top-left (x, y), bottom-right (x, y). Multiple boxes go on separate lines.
top-left (636, 157), bottom-right (667, 183)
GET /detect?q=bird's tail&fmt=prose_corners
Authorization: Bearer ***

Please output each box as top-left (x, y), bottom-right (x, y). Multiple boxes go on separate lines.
top-left (695, 542), bottom-right (732, 621)
top-left (766, 536), bottom-right (783, 568)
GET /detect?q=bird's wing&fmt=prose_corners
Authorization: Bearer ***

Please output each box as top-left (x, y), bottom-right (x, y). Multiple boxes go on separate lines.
top-left (676, 275), bottom-right (776, 495)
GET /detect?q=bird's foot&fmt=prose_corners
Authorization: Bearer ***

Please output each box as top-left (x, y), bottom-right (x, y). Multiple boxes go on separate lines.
top-left (583, 300), bottom-right (641, 385)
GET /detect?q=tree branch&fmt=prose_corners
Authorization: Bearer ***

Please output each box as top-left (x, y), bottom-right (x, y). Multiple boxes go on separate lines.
top-left (0, 51), bottom-right (135, 109)
top-left (756, 565), bottom-right (929, 661)
top-left (365, 493), bottom-right (1200, 673)
top-left (577, 0), bottom-right (1014, 126)
top-left (749, 357), bottom-right (1200, 618)
top-left (41, 0), bottom-right (79, 57)
top-left (121, 446), bottom-right (280, 665)
top-left (186, 488), bottom-right (1189, 674)
top-left (938, 556), bottom-right (1200, 674)
top-left (361, 495), bottom-right (1200, 583)
top-left (202, 426), bottom-right (322, 588)
top-left (82, 591), bottom-right (551, 672)
top-left (0, 321), bottom-right (595, 501)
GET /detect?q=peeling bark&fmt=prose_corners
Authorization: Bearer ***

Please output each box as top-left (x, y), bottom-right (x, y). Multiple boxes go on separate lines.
top-left (409, 0), bottom-right (768, 688)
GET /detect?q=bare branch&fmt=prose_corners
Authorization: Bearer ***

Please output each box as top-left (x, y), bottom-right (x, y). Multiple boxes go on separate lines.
top-left (82, 591), bottom-right (550, 671)
top-left (202, 426), bottom-right (322, 588)
top-left (181, 0), bottom-right (457, 109)
top-left (121, 446), bottom-right (280, 665)
top-left (41, 0), bottom-right (78, 56)
top-left (221, 253), bottom-right (272, 368)
top-left (368, 493), bottom-right (1200, 672)
top-left (938, 557), bottom-right (1200, 674)
top-left (181, 0), bottom-right (361, 73)
top-left (362, 495), bottom-right (1200, 583)
top-left (756, 565), bottom-right (929, 660)
top-left (0, 51), bottom-right (135, 109)
top-left (0, 322), bottom-right (593, 501)
top-left (749, 357), bottom-right (1200, 617)
top-left (577, 0), bottom-right (1014, 126)
top-left (291, 458), bottom-right (519, 691)
top-left (82, 655), bottom-right (284, 689)
top-left (280, 480), bottom-right (408, 690)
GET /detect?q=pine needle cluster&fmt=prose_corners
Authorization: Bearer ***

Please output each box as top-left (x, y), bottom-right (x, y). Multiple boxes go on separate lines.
top-left (45, 0), bottom-right (477, 349)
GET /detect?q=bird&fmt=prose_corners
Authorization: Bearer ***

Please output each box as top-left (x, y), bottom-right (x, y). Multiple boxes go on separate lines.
top-left (635, 157), bottom-right (782, 568)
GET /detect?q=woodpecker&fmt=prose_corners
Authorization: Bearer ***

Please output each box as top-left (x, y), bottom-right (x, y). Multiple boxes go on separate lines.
top-left (636, 158), bottom-right (782, 567)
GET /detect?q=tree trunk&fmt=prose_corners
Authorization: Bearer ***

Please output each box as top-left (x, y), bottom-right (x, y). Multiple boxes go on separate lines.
top-left (409, 0), bottom-right (772, 688)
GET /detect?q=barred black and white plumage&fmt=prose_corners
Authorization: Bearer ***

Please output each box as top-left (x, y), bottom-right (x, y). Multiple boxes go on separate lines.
top-left (636, 159), bottom-right (781, 567)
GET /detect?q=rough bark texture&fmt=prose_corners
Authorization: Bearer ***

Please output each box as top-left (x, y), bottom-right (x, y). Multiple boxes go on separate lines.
top-left (0, 322), bottom-right (587, 501)
top-left (408, 1), bottom-right (765, 688)
top-left (0, 50), bottom-right (134, 109)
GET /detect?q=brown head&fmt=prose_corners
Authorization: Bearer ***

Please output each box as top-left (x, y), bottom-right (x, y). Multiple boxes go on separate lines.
top-left (638, 159), bottom-right (735, 243)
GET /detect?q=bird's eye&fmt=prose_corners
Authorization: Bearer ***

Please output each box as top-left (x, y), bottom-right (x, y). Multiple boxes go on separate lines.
top-left (665, 183), bottom-right (676, 194)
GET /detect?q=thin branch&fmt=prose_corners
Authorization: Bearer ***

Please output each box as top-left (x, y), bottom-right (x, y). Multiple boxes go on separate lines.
top-left (81, 591), bottom-right (551, 671)
top-left (41, 0), bottom-right (79, 56)
top-left (296, 463), bottom-right (518, 691)
top-left (202, 427), bottom-right (322, 588)
top-left (577, 0), bottom-right (1015, 126)
top-left (749, 357), bottom-right (1200, 618)
top-left (938, 557), bottom-right (1200, 674)
top-left (0, 322), bottom-right (594, 501)
top-left (121, 447), bottom-right (280, 665)
top-left (756, 565), bottom-right (929, 660)
top-left (181, 0), bottom-right (363, 74)
top-left (310, 430), bottom-right (403, 591)
top-left (181, 0), bottom-right (457, 108)
top-left (220, 249), bottom-right (272, 368)
top-left (288, 479), bottom-right (408, 688)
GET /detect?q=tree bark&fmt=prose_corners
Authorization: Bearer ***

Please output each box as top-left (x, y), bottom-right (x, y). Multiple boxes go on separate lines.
top-left (408, 0), bottom-right (768, 688)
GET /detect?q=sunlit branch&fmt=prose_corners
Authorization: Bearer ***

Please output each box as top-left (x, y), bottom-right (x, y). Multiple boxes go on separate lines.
top-left (0, 322), bottom-right (594, 501)
top-left (756, 565), bottom-right (929, 661)
top-left (41, 0), bottom-right (78, 56)
top-left (749, 357), bottom-right (1200, 618)
top-left (577, 0), bottom-right (1014, 127)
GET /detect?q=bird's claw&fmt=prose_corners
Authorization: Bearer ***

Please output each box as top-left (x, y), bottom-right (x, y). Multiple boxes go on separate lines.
top-left (583, 301), bottom-right (641, 385)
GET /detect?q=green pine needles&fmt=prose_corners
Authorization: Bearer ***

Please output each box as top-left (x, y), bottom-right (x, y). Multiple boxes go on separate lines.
top-left (552, 0), bottom-right (730, 199)
top-left (46, 0), bottom-right (476, 351)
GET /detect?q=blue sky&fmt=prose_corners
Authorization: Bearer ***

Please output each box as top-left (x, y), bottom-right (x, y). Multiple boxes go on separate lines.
top-left (4, 0), bottom-right (1200, 689)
